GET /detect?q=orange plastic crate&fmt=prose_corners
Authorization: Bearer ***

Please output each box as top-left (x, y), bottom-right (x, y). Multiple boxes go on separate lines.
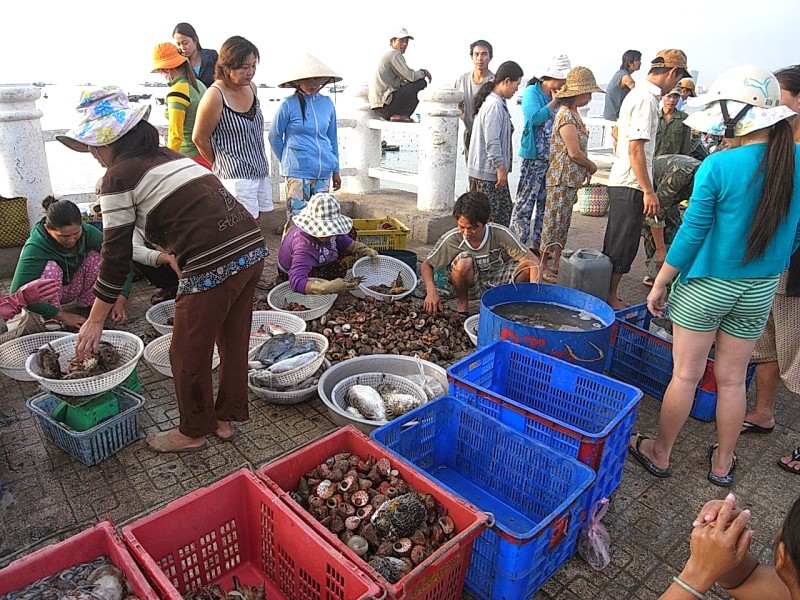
top-left (256, 425), bottom-right (489, 600)
top-left (0, 521), bottom-right (157, 599)
top-left (121, 469), bottom-right (381, 600)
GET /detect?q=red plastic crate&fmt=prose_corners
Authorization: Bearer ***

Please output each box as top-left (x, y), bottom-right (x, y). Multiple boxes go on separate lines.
top-left (0, 521), bottom-right (157, 598)
top-left (255, 425), bottom-right (489, 600)
top-left (121, 469), bottom-right (382, 600)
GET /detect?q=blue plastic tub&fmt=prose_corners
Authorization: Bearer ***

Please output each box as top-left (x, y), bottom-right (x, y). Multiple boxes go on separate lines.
top-left (608, 303), bottom-right (755, 421)
top-left (447, 341), bottom-right (642, 511)
top-left (477, 283), bottom-right (615, 373)
top-left (371, 396), bottom-right (595, 600)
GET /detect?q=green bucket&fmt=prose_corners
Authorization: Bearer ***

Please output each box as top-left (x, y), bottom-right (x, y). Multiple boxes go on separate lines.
top-left (121, 367), bottom-right (142, 392)
top-left (379, 249), bottom-right (418, 273)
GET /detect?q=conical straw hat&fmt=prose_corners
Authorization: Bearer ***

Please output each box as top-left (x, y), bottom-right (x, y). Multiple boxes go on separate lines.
top-left (278, 53), bottom-right (343, 88)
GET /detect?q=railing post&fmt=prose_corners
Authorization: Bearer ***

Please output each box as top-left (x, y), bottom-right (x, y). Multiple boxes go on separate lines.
top-left (416, 87), bottom-right (462, 211)
top-left (0, 85), bottom-right (52, 227)
top-left (340, 84), bottom-right (380, 194)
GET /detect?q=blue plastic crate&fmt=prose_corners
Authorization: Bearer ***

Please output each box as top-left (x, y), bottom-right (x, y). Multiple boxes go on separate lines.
top-left (608, 303), bottom-right (755, 421)
top-left (446, 341), bottom-right (641, 511)
top-left (26, 387), bottom-right (144, 466)
top-left (371, 396), bottom-right (595, 600)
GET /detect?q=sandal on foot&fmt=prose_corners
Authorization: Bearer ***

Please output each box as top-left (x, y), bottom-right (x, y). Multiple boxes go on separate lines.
top-left (627, 434), bottom-right (672, 478)
top-left (741, 420), bottom-right (775, 435)
top-left (146, 430), bottom-right (207, 454)
top-left (777, 447), bottom-right (800, 474)
top-left (707, 443), bottom-right (738, 487)
top-left (542, 272), bottom-right (558, 284)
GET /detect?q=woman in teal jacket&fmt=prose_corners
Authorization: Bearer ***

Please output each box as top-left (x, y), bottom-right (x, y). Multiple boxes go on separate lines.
top-left (268, 53), bottom-right (341, 227)
top-left (509, 55), bottom-right (570, 250)
top-left (628, 66), bottom-right (800, 488)
top-left (10, 197), bottom-right (131, 330)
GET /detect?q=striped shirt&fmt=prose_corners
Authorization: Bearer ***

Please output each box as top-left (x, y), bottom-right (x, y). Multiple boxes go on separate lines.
top-left (95, 149), bottom-right (265, 303)
top-left (209, 85), bottom-right (269, 180)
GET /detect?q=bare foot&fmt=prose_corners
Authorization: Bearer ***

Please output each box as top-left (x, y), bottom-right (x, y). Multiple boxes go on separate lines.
top-left (146, 429), bottom-right (206, 453)
top-left (215, 420), bottom-right (237, 441)
top-left (455, 300), bottom-right (469, 313)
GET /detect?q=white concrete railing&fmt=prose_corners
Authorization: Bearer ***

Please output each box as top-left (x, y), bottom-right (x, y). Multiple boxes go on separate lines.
top-left (2, 84), bottom-right (615, 230)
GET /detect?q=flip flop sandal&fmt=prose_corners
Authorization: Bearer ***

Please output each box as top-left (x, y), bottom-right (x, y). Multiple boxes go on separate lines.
top-left (707, 443), bottom-right (738, 487)
top-left (741, 420), bottom-right (775, 434)
top-left (627, 434), bottom-right (672, 478)
top-left (777, 447), bottom-right (800, 474)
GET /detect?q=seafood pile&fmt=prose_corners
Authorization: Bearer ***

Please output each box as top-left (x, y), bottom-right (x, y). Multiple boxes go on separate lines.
top-left (345, 379), bottom-right (424, 422)
top-left (33, 341), bottom-right (121, 380)
top-left (283, 301), bottom-right (309, 312)
top-left (367, 273), bottom-right (408, 296)
top-left (0, 557), bottom-right (134, 600)
top-left (290, 453), bottom-right (456, 584)
top-left (183, 577), bottom-right (264, 600)
top-left (307, 296), bottom-right (473, 364)
top-left (248, 332), bottom-right (320, 383)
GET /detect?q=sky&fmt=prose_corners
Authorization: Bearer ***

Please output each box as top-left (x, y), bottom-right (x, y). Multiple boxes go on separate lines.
top-left (2, 0), bottom-right (797, 91)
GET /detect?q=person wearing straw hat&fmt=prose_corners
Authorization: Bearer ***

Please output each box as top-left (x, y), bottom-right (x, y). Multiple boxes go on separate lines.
top-left (268, 53), bottom-right (342, 227)
top-left (510, 53), bottom-right (571, 251)
top-left (627, 65), bottom-right (800, 487)
top-left (57, 86), bottom-right (267, 453)
top-left (151, 42), bottom-right (208, 165)
top-left (539, 66), bottom-right (602, 282)
top-left (369, 26), bottom-right (432, 122)
top-left (278, 193), bottom-right (378, 295)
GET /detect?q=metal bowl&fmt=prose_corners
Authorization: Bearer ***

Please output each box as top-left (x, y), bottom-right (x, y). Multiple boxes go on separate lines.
top-left (318, 354), bottom-right (447, 434)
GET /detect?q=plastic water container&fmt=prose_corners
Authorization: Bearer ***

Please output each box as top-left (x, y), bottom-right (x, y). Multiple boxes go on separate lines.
top-left (557, 248), bottom-right (612, 300)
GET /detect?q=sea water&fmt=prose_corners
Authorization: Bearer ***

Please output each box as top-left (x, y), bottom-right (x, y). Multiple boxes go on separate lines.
top-left (491, 301), bottom-right (604, 332)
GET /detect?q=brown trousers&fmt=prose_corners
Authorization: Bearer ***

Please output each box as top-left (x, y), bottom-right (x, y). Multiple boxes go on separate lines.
top-left (170, 261), bottom-right (262, 437)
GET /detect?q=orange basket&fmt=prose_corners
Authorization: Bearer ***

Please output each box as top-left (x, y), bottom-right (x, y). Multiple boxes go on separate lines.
top-left (0, 521), bottom-right (157, 598)
top-left (256, 425), bottom-right (489, 600)
top-left (121, 469), bottom-right (382, 599)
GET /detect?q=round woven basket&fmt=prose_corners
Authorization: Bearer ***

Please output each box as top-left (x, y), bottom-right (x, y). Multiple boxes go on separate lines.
top-left (577, 184), bottom-right (610, 217)
top-left (145, 300), bottom-right (176, 335)
top-left (0, 331), bottom-right (71, 381)
top-left (24, 330), bottom-right (144, 396)
top-left (464, 315), bottom-right (479, 347)
top-left (352, 256), bottom-right (417, 301)
top-left (248, 359), bottom-right (330, 405)
top-left (331, 372), bottom-right (427, 425)
top-left (248, 332), bottom-right (329, 388)
top-left (143, 333), bottom-right (220, 378)
top-left (249, 310), bottom-right (307, 351)
top-left (0, 309), bottom-right (30, 346)
top-left (267, 280), bottom-right (336, 321)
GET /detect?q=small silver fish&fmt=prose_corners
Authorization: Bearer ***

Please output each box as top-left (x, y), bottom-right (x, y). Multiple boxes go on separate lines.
top-left (273, 341), bottom-right (316, 363)
top-left (347, 385), bottom-right (386, 421)
top-left (257, 333), bottom-right (296, 365)
top-left (265, 351), bottom-right (318, 374)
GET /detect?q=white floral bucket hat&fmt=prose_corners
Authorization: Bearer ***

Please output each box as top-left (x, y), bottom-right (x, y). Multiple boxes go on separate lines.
top-left (56, 86), bottom-right (151, 153)
top-left (541, 54), bottom-right (571, 80)
top-left (292, 193), bottom-right (353, 237)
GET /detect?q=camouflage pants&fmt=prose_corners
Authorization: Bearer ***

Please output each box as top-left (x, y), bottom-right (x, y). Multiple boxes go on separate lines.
top-left (642, 205), bottom-right (682, 272)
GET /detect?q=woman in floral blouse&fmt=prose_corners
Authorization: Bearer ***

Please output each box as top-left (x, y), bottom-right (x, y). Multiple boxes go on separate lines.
top-left (540, 67), bottom-right (603, 282)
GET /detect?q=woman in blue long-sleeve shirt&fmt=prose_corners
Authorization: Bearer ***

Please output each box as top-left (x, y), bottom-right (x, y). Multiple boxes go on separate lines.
top-left (269, 54), bottom-right (342, 228)
top-left (509, 55), bottom-right (570, 250)
top-left (628, 66), bottom-right (800, 488)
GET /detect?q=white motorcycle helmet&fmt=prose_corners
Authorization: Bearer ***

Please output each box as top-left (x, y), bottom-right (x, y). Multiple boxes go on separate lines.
top-left (688, 65), bottom-right (781, 108)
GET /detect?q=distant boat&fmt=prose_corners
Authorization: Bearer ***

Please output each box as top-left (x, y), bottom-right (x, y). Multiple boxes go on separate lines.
top-left (381, 140), bottom-right (400, 153)
top-left (42, 93), bottom-right (48, 99)
top-left (143, 82), bottom-right (168, 88)
top-left (128, 93), bottom-right (152, 103)
top-left (33, 81), bottom-right (46, 88)
top-left (326, 84), bottom-right (347, 94)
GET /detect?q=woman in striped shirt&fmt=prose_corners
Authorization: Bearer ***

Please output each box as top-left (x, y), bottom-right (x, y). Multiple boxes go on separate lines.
top-left (193, 36), bottom-right (272, 222)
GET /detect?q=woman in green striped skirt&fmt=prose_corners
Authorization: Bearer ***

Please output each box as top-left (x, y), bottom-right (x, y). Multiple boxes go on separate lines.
top-left (626, 66), bottom-right (800, 487)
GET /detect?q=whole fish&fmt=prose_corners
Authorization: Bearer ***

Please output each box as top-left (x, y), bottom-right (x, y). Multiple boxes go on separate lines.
top-left (273, 341), bottom-right (316, 363)
top-left (265, 351), bottom-right (318, 374)
top-left (268, 323), bottom-right (289, 335)
top-left (257, 333), bottom-right (295, 365)
top-left (251, 324), bottom-right (271, 337)
top-left (347, 385), bottom-right (386, 421)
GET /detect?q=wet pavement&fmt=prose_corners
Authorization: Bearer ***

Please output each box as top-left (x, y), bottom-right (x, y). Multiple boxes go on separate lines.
top-left (1, 202), bottom-right (798, 600)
